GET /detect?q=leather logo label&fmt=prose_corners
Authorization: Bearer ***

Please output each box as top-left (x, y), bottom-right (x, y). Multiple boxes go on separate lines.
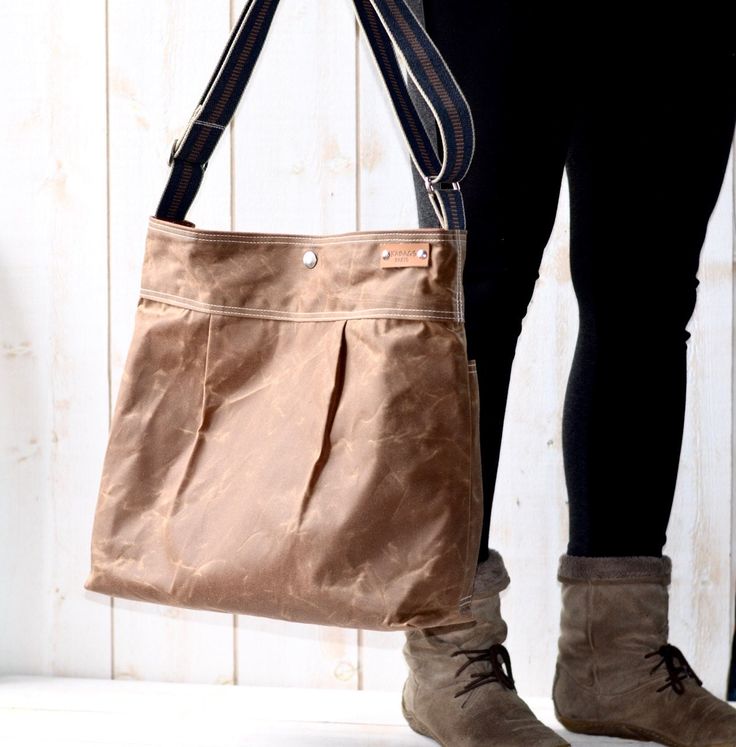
top-left (379, 242), bottom-right (431, 268)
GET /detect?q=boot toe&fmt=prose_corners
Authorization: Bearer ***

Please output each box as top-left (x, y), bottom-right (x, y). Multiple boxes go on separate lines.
top-left (403, 679), bottom-right (570, 747)
top-left (400, 550), bottom-right (571, 746)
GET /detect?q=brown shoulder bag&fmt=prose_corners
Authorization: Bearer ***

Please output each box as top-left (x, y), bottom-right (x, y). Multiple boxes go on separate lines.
top-left (84, 0), bottom-right (483, 631)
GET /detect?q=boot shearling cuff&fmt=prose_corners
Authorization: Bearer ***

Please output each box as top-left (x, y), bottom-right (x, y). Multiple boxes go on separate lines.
top-left (558, 554), bottom-right (672, 585)
top-left (473, 548), bottom-right (511, 597)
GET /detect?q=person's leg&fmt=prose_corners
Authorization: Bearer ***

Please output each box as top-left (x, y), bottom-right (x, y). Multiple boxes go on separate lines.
top-left (554, 7), bottom-right (736, 744)
top-left (562, 6), bottom-right (736, 557)
top-left (400, 3), bottom-right (574, 746)
top-left (419, 0), bottom-right (574, 564)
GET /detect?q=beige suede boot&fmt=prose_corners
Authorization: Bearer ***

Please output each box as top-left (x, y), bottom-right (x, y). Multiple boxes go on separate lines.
top-left (401, 549), bottom-right (570, 746)
top-left (553, 553), bottom-right (736, 747)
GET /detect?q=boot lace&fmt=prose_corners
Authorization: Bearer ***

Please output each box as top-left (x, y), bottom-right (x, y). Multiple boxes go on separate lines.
top-left (644, 643), bottom-right (703, 695)
top-left (450, 642), bottom-right (516, 708)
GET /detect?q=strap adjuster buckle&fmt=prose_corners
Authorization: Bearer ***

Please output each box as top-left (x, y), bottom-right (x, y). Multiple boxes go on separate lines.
top-left (423, 175), bottom-right (460, 194)
top-left (167, 103), bottom-right (204, 168)
top-left (168, 138), bottom-right (180, 167)
top-left (168, 138), bottom-right (209, 173)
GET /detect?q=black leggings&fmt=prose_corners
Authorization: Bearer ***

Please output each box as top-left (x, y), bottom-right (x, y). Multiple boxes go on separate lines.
top-left (420, 1), bottom-right (736, 562)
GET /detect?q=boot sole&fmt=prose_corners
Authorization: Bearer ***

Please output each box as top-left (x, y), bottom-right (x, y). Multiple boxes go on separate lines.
top-left (400, 691), bottom-right (443, 744)
top-left (555, 711), bottom-right (736, 747)
top-left (402, 690), bottom-right (572, 747)
top-left (556, 713), bottom-right (649, 742)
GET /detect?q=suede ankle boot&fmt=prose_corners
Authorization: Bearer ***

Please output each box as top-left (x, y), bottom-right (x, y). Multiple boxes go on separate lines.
top-left (401, 549), bottom-right (570, 746)
top-left (553, 553), bottom-right (736, 747)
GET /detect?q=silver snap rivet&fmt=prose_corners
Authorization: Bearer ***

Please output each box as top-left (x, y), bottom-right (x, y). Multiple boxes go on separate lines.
top-left (416, 248), bottom-right (428, 259)
top-left (381, 249), bottom-right (391, 259)
top-left (302, 250), bottom-right (318, 269)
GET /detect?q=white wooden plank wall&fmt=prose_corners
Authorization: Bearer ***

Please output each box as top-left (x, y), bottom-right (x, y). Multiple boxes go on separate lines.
top-left (1, 0), bottom-right (734, 702)
top-left (0, 1), bottom-right (109, 679)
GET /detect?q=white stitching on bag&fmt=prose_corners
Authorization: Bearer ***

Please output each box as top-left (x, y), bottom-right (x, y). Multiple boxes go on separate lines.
top-left (148, 225), bottom-right (466, 245)
top-left (140, 289), bottom-right (458, 321)
top-left (140, 287), bottom-right (458, 317)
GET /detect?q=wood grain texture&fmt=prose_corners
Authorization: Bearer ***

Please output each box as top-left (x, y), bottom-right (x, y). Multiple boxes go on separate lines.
top-left (0, 0), bottom-right (109, 678)
top-left (666, 150), bottom-right (734, 696)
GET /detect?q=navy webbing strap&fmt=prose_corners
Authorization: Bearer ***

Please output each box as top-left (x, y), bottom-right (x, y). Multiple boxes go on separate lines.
top-left (351, 0), bottom-right (473, 229)
top-left (155, 0), bottom-right (474, 230)
top-left (155, 0), bottom-right (280, 228)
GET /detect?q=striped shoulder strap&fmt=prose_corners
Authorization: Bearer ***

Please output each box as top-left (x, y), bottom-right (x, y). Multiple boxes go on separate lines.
top-left (155, 0), bottom-right (474, 230)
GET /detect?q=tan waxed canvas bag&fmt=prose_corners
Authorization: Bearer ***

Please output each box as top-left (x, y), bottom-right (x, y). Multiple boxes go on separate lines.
top-left (83, 0), bottom-right (484, 631)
